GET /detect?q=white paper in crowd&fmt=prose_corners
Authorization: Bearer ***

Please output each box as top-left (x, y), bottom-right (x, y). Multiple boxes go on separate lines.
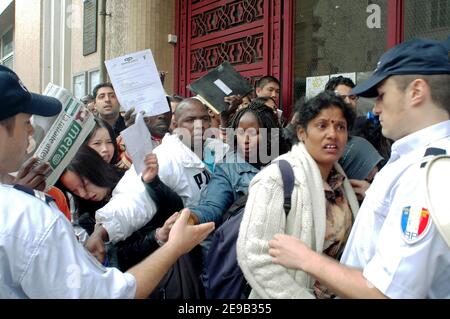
top-left (120, 113), bottom-right (153, 175)
top-left (105, 49), bottom-right (169, 117)
top-left (34, 83), bottom-right (96, 191)
top-left (306, 75), bottom-right (330, 100)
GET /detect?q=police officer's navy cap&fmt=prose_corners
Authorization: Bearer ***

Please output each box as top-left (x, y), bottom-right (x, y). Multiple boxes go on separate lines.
top-left (0, 65), bottom-right (62, 121)
top-left (352, 38), bottom-right (450, 98)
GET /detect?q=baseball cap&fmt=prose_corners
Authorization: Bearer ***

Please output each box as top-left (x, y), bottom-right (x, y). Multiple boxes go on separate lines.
top-left (0, 65), bottom-right (62, 121)
top-left (352, 38), bottom-right (450, 98)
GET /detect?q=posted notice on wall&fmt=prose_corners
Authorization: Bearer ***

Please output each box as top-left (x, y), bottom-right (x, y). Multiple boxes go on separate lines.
top-left (305, 73), bottom-right (358, 100)
top-left (306, 75), bottom-right (330, 100)
top-left (105, 49), bottom-right (169, 116)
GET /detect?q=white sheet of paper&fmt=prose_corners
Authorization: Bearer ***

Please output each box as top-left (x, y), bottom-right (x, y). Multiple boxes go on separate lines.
top-left (306, 75), bottom-right (330, 100)
top-left (105, 49), bottom-right (170, 116)
top-left (120, 113), bottom-right (154, 175)
top-left (213, 79), bottom-right (233, 95)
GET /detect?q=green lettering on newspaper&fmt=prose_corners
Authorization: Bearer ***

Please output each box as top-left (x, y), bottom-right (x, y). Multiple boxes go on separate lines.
top-left (49, 121), bottom-right (82, 169)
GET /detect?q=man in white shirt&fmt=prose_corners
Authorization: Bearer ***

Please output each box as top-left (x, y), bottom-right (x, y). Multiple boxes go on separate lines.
top-left (268, 38), bottom-right (450, 298)
top-left (0, 65), bottom-right (214, 298)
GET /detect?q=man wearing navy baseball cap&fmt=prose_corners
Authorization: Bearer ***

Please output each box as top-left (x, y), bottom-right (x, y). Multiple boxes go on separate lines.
top-left (268, 38), bottom-right (450, 298)
top-left (0, 65), bottom-right (62, 173)
top-left (0, 66), bottom-right (61, 121)
top-left (0, 65), bottom-right (215, 298)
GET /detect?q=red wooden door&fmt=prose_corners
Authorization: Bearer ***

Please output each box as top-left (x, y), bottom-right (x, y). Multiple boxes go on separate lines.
top-left (175, 0), bottom-right (293, 118)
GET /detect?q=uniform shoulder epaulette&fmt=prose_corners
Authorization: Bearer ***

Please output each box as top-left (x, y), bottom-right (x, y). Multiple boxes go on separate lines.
top-left (13, 184), bottom-right (55, 206)
top-left (420, 147), bottom-right (447, 168)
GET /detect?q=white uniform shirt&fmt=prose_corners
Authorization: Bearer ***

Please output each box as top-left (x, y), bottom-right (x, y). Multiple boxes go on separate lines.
top-left (341, 121), bottom-right (450, 298)
top-left (0, 184), bottom-right (136, 299)
top-left (96, 134), bottom-right (218, 243)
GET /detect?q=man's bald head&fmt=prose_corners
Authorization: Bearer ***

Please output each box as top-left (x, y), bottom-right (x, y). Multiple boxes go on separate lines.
top-left (174, 97), bottom-right (207, 122)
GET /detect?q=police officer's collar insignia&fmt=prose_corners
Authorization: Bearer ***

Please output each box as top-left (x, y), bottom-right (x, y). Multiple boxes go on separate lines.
top-left (401, 206), bottom-right (431, 244)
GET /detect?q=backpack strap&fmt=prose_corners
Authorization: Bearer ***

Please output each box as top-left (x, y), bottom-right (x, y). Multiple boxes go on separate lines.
top-left (222, 194), bottom-right (249, 221)
top-left (277, 159), bottom-right (295, 216)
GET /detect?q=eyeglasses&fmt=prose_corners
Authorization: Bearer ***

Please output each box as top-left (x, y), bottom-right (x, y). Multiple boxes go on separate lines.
top-left (334, 91), bottom-right (359, 101)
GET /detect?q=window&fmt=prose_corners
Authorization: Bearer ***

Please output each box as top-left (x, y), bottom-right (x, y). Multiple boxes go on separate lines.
top-left (1, 28), bottom-right (14, 68)
top-left (294, 0), bottom-right (388, 101)
top-left (88, 69), bottom-right (100, 94)
top-left (404, 0), bottom-right (450, 41)
top-left (73, 73), bottom-right (87, 99)
top-left (83, 0), bottom-right (98, 56)
top-left (431, 0), bottom-right (449, 29)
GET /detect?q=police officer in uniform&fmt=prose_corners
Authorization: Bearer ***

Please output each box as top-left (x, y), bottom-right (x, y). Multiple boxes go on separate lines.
top-left (268, 38), bottom-right (450, 298)
top-left (0, 65), bottom-right (214, 298)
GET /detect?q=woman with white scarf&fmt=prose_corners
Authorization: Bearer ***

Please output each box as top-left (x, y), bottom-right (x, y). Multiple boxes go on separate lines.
top-left (237, 91), bottom-right (359, 299)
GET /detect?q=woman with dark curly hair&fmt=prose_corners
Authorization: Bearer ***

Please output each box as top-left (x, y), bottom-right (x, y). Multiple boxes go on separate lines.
top-left (189, 102), bottom-right (288, 227)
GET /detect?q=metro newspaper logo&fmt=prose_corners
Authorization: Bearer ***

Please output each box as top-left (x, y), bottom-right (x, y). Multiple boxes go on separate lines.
top-left (49, 121), bottom-right (82, 169)
top-left (34, 83), bottom-right (95, 191)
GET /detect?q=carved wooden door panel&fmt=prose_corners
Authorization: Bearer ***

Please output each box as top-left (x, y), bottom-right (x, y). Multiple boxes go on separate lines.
top-left (175, 0), bottom-right (293, 115)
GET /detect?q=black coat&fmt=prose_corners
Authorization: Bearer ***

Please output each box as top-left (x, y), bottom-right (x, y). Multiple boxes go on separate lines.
top-left (115, 175), bottom-right (184, 271)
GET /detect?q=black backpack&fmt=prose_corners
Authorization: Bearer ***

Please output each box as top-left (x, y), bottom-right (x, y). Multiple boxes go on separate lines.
top-left (203, 160), bottom-right (295, 299)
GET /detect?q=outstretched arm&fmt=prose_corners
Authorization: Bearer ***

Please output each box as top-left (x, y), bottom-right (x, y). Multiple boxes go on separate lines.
top-left (127, 209), bottom-right (214, 299)
top-left (269, 234), bottom-right (387, 299)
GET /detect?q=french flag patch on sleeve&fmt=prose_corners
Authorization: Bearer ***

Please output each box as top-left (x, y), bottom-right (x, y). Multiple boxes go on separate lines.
top-left (401, 206), bottom-right (431, 244)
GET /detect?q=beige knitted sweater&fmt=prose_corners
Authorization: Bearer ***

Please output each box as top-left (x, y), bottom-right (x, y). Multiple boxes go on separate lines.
top-left (237, 142), bottom-right (359, 299)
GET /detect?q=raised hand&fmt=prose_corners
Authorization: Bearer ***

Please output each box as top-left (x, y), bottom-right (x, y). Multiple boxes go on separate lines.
top-left (123, 107), bottom-right (136, 128)
top-left (142, 153), bottom-right (159, 183)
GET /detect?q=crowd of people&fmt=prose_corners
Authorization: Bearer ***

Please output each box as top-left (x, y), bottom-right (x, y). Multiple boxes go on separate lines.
top-left (1, 38), bottom-right (449, 299)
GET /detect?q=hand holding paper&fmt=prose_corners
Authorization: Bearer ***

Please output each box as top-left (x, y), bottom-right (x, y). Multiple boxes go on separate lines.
top-left (142, 153), bottom-right (159, 183)
top-left (105, 50), bottom-right (170, 117)
top-left (120, 113), bottom-right (154, 175)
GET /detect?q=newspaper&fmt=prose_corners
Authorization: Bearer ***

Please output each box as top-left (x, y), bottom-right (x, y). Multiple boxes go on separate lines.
top-left (34, 83), bottom-right (96, 191)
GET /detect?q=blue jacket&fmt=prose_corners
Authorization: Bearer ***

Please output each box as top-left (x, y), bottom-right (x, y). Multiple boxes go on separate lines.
top-left (190, 152), bottom-right (261, 225)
